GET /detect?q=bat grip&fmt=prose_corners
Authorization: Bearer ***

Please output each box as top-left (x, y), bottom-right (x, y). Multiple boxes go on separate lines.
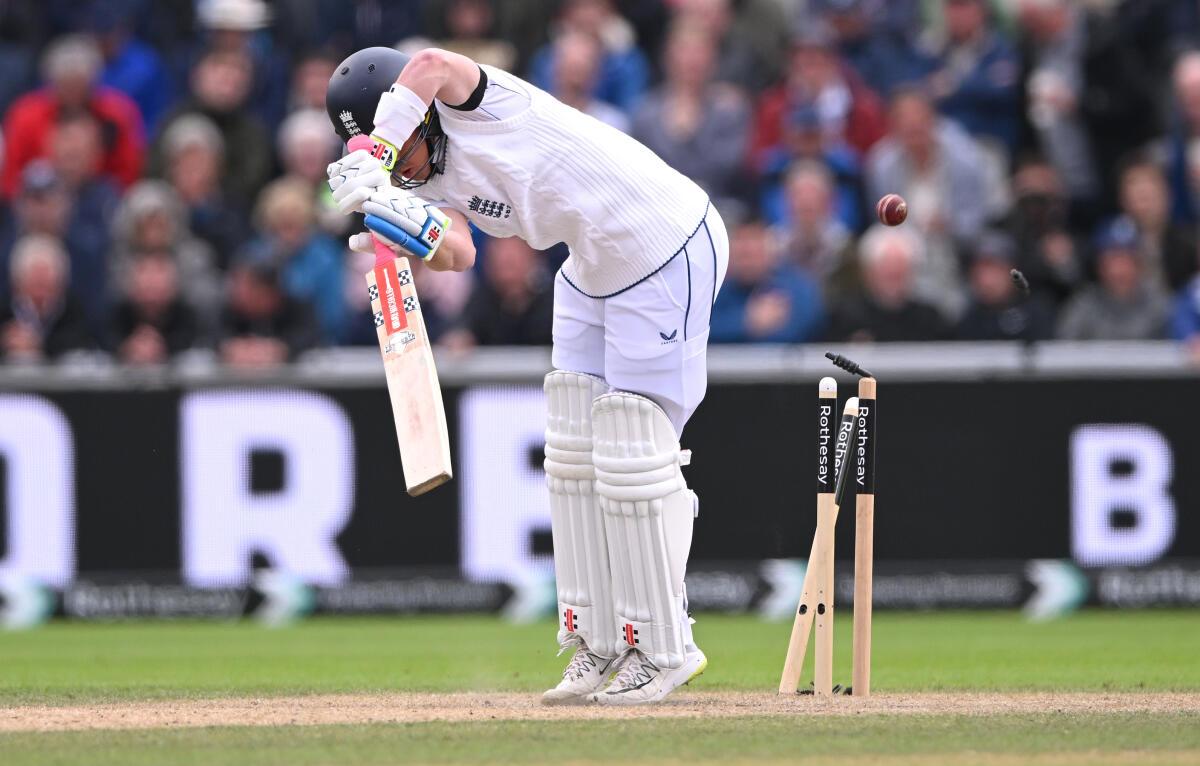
top-left (346, 135), bottom-right (399, 267)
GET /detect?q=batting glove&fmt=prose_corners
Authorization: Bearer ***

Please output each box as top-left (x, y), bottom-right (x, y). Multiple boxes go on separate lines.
top-left (361, 186), bottom-right (451, 262)
top-left (327, 149), bottom-right (390, 216)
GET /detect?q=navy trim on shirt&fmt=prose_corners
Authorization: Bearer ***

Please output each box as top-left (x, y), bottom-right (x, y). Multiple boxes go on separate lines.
top-left (559, 201), bottom-right (712, 300)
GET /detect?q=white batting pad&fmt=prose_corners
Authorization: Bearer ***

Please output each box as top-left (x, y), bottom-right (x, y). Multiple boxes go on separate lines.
top-left (544, 370), bottom-right (618, 657)
top-left (592, 392), bottom-right (697, 669)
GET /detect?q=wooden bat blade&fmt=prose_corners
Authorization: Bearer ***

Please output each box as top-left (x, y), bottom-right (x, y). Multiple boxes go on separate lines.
top-left (366, 256), bottom-right (453, 496)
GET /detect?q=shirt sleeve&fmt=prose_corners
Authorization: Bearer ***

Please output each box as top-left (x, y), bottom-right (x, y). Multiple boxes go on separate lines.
top-left (435, 64), bottom-right (532, 124)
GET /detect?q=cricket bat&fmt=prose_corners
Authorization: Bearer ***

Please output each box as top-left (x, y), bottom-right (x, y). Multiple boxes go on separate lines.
top-left (349, 136), bottom-right (452, 496)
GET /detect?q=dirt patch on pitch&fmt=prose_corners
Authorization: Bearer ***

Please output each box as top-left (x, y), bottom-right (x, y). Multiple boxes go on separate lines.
top-left (3, 692), bottom-right (1199, 732)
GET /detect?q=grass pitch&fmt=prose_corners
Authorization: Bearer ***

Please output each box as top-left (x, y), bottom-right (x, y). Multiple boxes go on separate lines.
top-left (2, 611), bottom-right (1198, 765)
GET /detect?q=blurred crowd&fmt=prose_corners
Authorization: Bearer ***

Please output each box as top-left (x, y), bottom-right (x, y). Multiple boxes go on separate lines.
top-left (4, 0), bottom-right (1200, 369)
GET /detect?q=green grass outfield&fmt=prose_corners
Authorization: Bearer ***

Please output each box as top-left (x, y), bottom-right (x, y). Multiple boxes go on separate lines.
top-left (2, 611), bottom-right (1199, 765)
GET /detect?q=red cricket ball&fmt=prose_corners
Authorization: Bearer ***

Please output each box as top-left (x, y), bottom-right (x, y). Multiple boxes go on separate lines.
top-left (876, 194), bottom-right (908, 226)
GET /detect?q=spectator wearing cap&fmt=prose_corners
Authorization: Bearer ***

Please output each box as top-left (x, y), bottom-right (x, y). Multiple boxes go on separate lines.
top-left (550, 29), bottom-right (631, 133)
top-left (759, 104), bottom-right (863, 233)
top-left (219, 257), bottom-right (320, 367)
top-left (925, 0), bottom-right (1020, 161)
top-left (773, 161), bottom-right (853, 291)
top-left (750, 25), bottom-right (886, 176)
top-left (153, 47), bottom-right (272, 205)
top-left (276, 109), bottom-right (347, 237)
top-left (2, 34), bottom-right (144, 197)
top-left (1117, 156), bottom-right (1197, 293)
top-left (956, 231), bottom-right (1055, 342)
top-left (1056, 218), bottom-right (1172, 341)
top-left (528, 0), bottom-right (649, 113)
top-left (827, 225), bottom-right (951, 342)
top-left (434, 0), bottom-right (518, 71)
top-left (110, 181), bottom-right (222, 327)
top-left (110, 248), bottom-right (201, 364)
top-left (632, 21), bottom-right (749, 210)
top-left (1, 234), bottom-right (96, 361)
top-left (195, 0), bottom-right (290, 130)
top-left (866, 88), bottom-right (997, 318)
top-left (93, 1), bottom-right (173, 132)
top-left (711, 215), bottom-right (824, 344)
top-left (160, 115), bottom-right (250, 265)
top-left (441, 236), bottom-right (554, 350)
top-left (812, 0), bottom-right (928, 98)
top-left (241, 178), bottom-right (346, 344)
top-left (1171, 275), bottom-right (1200, 363)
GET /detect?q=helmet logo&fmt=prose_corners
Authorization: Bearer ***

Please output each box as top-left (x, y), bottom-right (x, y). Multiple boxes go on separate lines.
top-left (339, 110), bottom-right (361, 137)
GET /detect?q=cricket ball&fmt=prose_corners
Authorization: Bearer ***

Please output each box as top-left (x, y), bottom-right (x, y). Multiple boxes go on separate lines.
top-left (876, 194), bottom-right (908, 226)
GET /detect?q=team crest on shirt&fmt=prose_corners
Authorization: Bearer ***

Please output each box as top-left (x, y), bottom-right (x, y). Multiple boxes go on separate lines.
top-left (467, 195), bottom-right (512, 219)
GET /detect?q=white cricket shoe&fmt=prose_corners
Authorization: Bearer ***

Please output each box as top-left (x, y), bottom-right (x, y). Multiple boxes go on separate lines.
top-left (588, 646), bottom-right (707, 706)
top-left (541, 640), bottom-right (617, 705)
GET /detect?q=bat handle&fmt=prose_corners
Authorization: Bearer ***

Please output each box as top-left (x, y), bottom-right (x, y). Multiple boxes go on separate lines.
top-left (346, 135), bottom-right (397, 267)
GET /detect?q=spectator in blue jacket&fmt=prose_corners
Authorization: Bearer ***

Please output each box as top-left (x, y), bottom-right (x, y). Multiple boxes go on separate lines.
top-left (93, 5), bottom-right (173, 133)
top-left (243, 178), bottom-right (346, 344)
top-left (927, 0), bottom-right (1020, 159)
top-left (711, 215), bottom-right (824, 344)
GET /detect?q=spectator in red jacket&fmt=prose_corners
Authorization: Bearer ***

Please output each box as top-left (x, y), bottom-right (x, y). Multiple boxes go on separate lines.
top-left (750, 26), bottom-right (886, 175)
top-left (2, 34), bottom-right (144, 197)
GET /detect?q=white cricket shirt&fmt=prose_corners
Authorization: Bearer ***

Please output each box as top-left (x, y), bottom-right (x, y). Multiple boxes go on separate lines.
top-left (418, 65), bottom-right (710, 298)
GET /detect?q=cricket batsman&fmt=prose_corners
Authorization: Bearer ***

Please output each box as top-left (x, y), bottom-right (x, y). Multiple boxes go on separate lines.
top-left (325, 46), bottom-right (728, 705)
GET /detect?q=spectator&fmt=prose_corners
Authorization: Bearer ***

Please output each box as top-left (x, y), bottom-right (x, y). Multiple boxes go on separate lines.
top-left (1, 234), bottom-right (95, 361)
top-left (219, 259), bottom-right (320, 367)
top-left (245, 178), bottom-right (346, 343)
top-left (154, 47), bottom-right (272, 205)
top-left (1057, 218), bottom-right (1171, 341)
top-left (435, 0), bottom-right (517, 71)
top-left (774, 161), bottom-right (853, 290)
top-left (0, 162), bottom-right (110, 323)
top-left (760, 105), bottom-right (864, 233)
top-left (750, 28), bottom-right (886, 173)
top-left (441, 236), bottom-right (553, 349)
top-left (1006, 155), bottom-right (1083, 305)
top-left (277, 108), bottom-right (345, 236)
top-left (2, 34), bottom-right (143, 196)
top-left (1015, 0), bottom-right (1100, 214)
top-left (674, 0), bottom-right (785, 93)
top-left (93, 2), bottom-right (173, 132)
top-left (161, 115), bottom-right (250, 266)
top-left (711, 216), bottom-right (823, 343)
top-left (827, 225), bottom-right (951, 342)
top-left (550, 29), bottom-right (630, 133)
top-left (288, 49), bottom-right (338, 113)
top-left (528, 0), bottom-right (649, 113)
top-left (813, 0), bottom-right (927, 97)
top-left (632, 21), bottom-right (749, 209)
top-left (956, 230), bottom-right (1055, 342)
top-left (196, 0), bottom-right (290, 130)
top-left (1117, 157), bottom-right (1197, 292)
top-left (1166, 52), bottom-right (1200, 225)
top-left (866, 88), bottom-right (995, 318)
top-left (927, 0), bottom-right (1020, 160)
top-left (110, 181), bottom-right (222, 324)
top-left (1171, 275), bottom-right (1200, 363)
top-left (110, 248), bottom-right (200, 363)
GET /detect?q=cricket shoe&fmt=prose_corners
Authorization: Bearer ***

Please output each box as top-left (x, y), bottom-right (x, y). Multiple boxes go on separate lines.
top-left (541, 639), bottom-right (617, 705)
top-left (588, 646), bottom-right (707, 706)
